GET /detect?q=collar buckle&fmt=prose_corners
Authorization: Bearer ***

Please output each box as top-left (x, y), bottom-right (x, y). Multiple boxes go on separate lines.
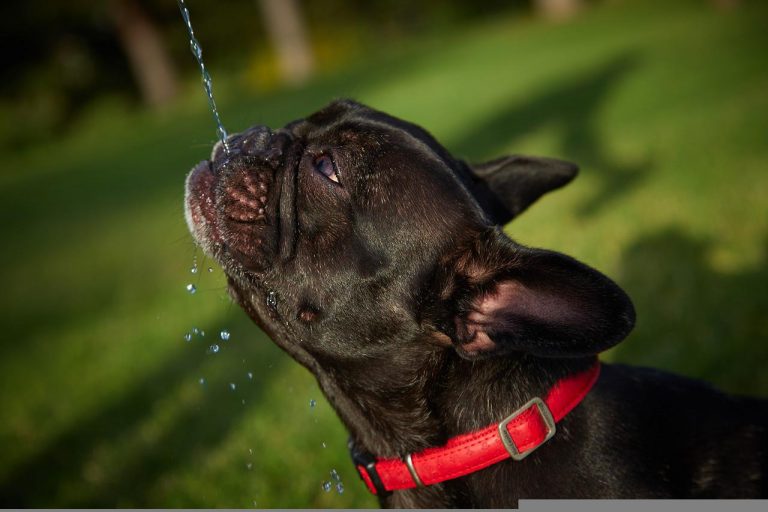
top-left (349, 438), bottom-right (391, 497)
top-left (498, 396), bottom-right (556, 461)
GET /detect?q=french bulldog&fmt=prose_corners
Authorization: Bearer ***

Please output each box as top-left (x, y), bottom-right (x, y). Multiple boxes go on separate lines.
top-left (184, 100), bottom-right (767, 507)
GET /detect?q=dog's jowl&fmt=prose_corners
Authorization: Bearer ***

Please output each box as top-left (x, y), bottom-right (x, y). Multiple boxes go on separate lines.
top-left (184, 100), bottom-right (767, 507)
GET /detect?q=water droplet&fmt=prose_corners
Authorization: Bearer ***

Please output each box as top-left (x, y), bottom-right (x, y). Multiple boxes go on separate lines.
top-left (207, 267), bottom-right (213, 273)
top-left (192, 327), bottom-right (200, 335)
top-left (322, 442), bottom-right (327, 449)
top-left (246, 462), bottom-right (253, 470)
top-left (208, 344), bottom-right (220, 354)
top-left (229, 382), bottom-right (237, 391)
top-left (199, 330), bottom-right (205, 337)
top-left (247, 371), bottom-right (254, 380)
top-left (309, 399), bottom-right (316, 408)
top-left (336, 482), bottom-right (344, 494)
top-left (266, 291), bottom-right (277, 309)
top-left (186, 283), bottom-right (197, 294)
top-left (330, 469), bottom-right (340, 482)
top-left (199, 377), bottom-right (206, 385)
top-left (252, 500), bottom-right (257, 507)
top-left (220, 330), bottom-right (230, 341)
top-left (249, 448), bottom-right (253, 455)
top-left (184, 332), bottom-right (192, 342)
top-left (241, 399), bottom-right (246, 405)
top-left (190, 266), bottom-right (198, 274)
top-left (322, 481), bottom-right (332, 492)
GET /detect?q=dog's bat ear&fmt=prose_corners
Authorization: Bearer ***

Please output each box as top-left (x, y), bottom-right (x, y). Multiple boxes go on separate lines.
top-left (465, 155), bottom-right (578, 225)
top-left (438, 229), bottom-right (634, 359)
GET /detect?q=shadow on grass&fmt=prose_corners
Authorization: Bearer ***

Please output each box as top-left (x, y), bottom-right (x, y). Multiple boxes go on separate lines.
top-left (0, 314), bottom-right (285, 507)
top-left (611, 227), bottom-right (768, 396)
top-left (451, 51), bottom-right (651, 217)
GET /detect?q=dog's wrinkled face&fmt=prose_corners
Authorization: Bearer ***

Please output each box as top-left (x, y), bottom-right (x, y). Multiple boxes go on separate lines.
top-left (186, 100), bottom-right (487, 360)
top-left (185, 100), bottom-right (633, 365)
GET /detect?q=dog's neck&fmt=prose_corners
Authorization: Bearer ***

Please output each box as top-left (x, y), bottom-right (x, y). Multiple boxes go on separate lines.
top-left (311, 339), bottom-right (594, 460)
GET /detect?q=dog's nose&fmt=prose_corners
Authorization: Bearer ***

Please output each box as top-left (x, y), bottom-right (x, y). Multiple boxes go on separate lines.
top-left (210, 125), bottom-right (274, 164)
top-left (209, 125), bottom-right (287, 177)
top-left (239, 125), bottom-right (272, 156)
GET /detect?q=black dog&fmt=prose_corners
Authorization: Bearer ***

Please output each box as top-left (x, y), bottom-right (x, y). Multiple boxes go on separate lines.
top-left (184, 100), bottom-right (767, 507)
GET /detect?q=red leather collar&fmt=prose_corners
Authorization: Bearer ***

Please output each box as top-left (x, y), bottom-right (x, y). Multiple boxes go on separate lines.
top-left (355, 361), bottom-right (601, 495)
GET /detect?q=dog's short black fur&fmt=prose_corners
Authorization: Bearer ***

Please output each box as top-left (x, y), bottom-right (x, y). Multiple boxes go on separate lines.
top-left (185, 100), bottom-right (767, 507)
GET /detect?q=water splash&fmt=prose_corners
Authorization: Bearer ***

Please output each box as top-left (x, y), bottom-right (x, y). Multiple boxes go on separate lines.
top-left (176, 0), bottom-right (230, 153)
top-left (266, 291), bottom-right (278, 309)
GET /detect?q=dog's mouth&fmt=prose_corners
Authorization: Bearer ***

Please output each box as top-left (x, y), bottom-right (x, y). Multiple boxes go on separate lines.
top-left (185, 126), bottom-right (298, 273)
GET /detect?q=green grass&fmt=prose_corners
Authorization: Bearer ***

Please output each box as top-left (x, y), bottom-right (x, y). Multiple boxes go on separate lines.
top-left (1, 0), bottom-right (767, 506)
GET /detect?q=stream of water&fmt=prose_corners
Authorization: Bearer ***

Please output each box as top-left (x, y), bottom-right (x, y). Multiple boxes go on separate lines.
top-left (177, 0), bottom-right (230, 153)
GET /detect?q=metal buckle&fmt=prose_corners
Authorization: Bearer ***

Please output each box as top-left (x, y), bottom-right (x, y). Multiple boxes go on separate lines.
top-left (348, 438), bottom-right (391, 497)
top-left (404, 453), bottom-right (424, 487)
top-left (497, 397), bottom-right (556, 461)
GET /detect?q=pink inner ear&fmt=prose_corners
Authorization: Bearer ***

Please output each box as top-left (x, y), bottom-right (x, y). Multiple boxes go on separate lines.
top-left (459, 284), bottom-right (523, 355)
top-left (476, 280), bottom-right (585, 324)
top-left (473, 281), bottom-right (540, 319)
top-left (459, 280), bottom-right (586, 354)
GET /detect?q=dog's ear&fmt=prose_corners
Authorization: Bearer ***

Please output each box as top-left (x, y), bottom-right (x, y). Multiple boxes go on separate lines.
top-left (437, 230), bottom-right (634, 359)
top-left (465, 155), bottom-right (578, 225)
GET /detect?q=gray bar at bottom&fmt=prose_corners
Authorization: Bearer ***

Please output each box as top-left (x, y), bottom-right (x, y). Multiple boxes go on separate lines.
top-left (521, 500), bottom-right (766, 512)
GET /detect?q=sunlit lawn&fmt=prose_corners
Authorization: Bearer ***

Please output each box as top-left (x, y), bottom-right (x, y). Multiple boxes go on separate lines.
top-left (1, 0), bottom-right (766, 506)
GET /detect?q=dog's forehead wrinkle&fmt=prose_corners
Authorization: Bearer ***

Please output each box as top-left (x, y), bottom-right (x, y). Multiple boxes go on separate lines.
top-left (356, 117), bottom-right (448, 168)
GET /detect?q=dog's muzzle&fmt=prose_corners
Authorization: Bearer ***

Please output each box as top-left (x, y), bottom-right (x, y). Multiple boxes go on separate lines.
top-left (185, 125), bottom-right (292, 272)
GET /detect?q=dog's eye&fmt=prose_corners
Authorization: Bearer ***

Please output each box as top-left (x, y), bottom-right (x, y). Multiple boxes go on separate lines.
top-left (312, 154), bottom-right (340, 184)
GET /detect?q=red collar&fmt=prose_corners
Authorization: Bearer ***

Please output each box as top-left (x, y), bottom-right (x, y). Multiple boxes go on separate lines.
top-left (354, 361), bottom-right (601, 495)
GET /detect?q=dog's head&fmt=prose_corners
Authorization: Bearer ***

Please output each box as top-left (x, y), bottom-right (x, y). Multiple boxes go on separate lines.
top-left (185, 100), bottom-right (634, 365)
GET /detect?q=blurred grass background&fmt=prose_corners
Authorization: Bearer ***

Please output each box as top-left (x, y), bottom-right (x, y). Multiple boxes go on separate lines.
top-left (1, 0), bottom-right (767, 507)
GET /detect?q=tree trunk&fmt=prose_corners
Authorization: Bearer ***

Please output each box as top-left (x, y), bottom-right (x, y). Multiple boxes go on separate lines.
top-left (710, 0), bottom-right (741, 10)
top-left (534, 0), bottom-right (583, 21)
top-left (256, 0), bottom-right (314, 86)
top-left (112, 0), bottom-right (178, 108)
